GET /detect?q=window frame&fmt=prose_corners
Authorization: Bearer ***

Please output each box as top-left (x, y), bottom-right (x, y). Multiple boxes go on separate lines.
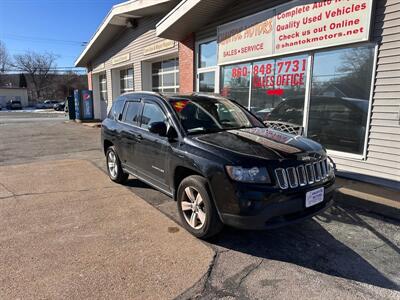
top-left (118, 99), bottom-right (143, 128)
top-left (196, 37), bottom-right (219, 93)
top-left (151, 58), bottom-right (179, 93)
top-left (120, 67), bottom-right (134, 94)
top-left (99, 73), bottom-right (108, 102)
top-left (139, 100), bottom-right (168, 131)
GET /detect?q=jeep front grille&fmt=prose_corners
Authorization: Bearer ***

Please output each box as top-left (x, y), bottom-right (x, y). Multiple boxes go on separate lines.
top-left (275, 158), bottom-right (330, 190)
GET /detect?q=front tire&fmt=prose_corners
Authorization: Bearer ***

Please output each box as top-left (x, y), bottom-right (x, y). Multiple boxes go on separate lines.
top-left (106, 146), bottom-right (129, 184)
top-left (177, 175), bottom-right (223, 239)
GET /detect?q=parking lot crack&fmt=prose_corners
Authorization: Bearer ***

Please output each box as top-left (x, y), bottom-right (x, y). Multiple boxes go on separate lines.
top-left (201, 249), bottom-right (218, 294)
top-left (237, 259), bottom-right (263, 288)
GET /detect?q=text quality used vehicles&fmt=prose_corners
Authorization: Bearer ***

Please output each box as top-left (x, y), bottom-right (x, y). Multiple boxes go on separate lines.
top-left (101, 93), bottom-right (335, 239)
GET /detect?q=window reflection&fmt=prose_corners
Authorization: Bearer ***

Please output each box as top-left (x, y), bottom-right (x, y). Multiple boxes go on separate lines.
top-left (199, 72), bottom-right (215, 92)
top-left (252, 55), bottom-right (308, 124)
top-left (308, 45), bottom-right (374, 154)
top-left (220, 63), bottom-right (251, 108)
top-left (199, 40), bottom-right (217, 68)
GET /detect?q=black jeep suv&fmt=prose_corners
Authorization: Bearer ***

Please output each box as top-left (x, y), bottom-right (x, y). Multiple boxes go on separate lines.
top-left (102, 92), bottom-right (335, 239)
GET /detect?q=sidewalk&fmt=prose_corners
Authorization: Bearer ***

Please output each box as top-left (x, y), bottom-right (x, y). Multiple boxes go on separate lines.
top-left (0, 159), bottom-right (213, 299)
top-left (335, 177), bottom-right (400, 221)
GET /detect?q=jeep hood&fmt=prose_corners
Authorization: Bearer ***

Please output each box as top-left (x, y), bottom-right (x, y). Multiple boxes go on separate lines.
top-left (194, 127), bottom-right (325, 161)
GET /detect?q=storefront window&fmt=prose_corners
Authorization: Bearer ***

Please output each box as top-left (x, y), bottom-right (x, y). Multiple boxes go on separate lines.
top-left (199, 40), bottom-right (217, 68)
top-left (308, 45), bottom-right (375, 154)
top-left (152, 58), bottom-right (179, 94)
top-left (220, 63), bottom-right (251, 108)
top-left (120, 68), bottom-right (134, 93)
top-left (99, 73), bottom-right (107, 102)
top-left (252, 55), bottom-right (308, 124)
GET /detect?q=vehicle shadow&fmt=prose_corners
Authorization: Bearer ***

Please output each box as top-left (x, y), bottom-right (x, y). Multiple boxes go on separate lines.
top-left (121, 178), bottom-right (399, 291)
top-left (210, 204), bottom-right (400, 291)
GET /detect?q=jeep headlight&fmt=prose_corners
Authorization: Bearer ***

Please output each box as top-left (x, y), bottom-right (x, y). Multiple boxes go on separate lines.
top-left (225, 166), bottom-right (271, 183)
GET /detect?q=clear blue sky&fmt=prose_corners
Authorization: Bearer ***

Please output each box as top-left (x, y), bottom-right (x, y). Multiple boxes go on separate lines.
top-left (0, 0), bottom-right (123, 70)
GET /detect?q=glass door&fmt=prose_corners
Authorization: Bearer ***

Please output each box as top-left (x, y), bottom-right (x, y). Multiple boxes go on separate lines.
top-left (196, 39), bottom-right (218, 93)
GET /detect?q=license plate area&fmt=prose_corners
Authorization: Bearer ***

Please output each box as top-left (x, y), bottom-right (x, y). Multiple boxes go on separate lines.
top-left (305, 187), bottom-right (324, 208)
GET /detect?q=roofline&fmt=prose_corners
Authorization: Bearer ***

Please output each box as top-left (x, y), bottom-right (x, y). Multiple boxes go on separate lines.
top-left (75, 0), bottom-right (173, 67)
top-left (74, 2), bottom-right (121, 67)
top-left (156, 0), bottom-right (199, 38)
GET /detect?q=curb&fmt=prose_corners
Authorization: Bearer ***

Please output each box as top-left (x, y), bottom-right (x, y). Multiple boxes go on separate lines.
top-left (335, 177), bottom-right (400, 221)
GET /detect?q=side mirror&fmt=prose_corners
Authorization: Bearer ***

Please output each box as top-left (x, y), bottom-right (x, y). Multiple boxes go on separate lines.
top-left (167, 126), bottom-right (178, 141)
top-left (148, 121), bottom-right (167, 136)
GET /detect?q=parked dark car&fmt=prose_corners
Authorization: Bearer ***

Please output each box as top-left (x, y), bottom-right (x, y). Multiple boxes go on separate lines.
top-left (6, 100), bottom-right (22, 110)
top-left (53, 101), bottom-right (65, 111)
top-left (101, 92), bottom-right (336, 239)
top-left (267, 96), bottom-right (368, 154)
top-left (36, 100), bottom-right (60, 109)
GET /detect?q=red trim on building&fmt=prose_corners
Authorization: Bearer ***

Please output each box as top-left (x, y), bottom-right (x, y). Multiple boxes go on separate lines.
top-left (87, 71), bottom-right (93, 90)
top-left (178, 33), bottom-right (195, 93)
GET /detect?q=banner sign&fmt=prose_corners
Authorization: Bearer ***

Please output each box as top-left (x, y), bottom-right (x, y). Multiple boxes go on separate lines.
top-left (217, 0), bottom-right (373, 64)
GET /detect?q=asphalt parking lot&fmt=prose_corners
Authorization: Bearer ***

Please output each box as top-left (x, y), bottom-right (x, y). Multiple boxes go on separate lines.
top-left (0, 111), bottom-right (399, 299)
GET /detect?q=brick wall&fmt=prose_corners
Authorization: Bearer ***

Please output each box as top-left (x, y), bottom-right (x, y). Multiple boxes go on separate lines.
top-left (178, 33), bottom-right (195, 93)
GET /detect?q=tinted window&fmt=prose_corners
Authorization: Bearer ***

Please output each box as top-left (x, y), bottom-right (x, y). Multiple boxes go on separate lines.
top-left (109, 100), bottom-right (125, 120)
top-left (122, 101), bottom-right (141, 124)
top-left (140, 102), bottom-right (166, 129)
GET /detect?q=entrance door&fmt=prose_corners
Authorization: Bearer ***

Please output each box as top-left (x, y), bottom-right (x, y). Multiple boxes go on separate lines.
top-left (196, 39), bottom-right (218, 93)
top-left (99, 73), bottom-right (108, 119)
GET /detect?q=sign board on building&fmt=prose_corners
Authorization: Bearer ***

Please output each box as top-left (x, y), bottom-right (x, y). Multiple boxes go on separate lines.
top-left (217, 0), bottom-right (374, 65)
top-left (112, 53), bottom-right (130, 65)
top-left (143, 39), bottom-right (175, 55)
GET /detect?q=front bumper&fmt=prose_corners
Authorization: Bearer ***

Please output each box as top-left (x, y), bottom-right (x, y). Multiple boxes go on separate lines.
top-left (219, 181), bottom-right (336, 230)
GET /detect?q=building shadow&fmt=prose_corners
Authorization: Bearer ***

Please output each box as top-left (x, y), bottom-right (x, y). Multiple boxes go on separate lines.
top-left (210, 204), bottom-right (400, 291)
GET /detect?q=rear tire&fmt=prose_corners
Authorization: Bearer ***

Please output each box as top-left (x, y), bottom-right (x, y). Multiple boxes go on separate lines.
top-left (106, 146), bottom-right (129, 184)
top-left (177, 175), bottom-right (223, 239)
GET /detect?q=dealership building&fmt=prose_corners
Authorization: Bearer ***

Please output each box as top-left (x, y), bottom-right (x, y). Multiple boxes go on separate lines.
top-left (76, 0), bottom-right (400, 188)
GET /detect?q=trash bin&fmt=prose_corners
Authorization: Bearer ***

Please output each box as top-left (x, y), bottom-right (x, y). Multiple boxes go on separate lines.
top-left (74, 89), bottom-right (94, 121)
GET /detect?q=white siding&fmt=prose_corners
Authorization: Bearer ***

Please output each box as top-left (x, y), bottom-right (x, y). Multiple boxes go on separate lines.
top-left (90, 15), bottom-right (178, 113)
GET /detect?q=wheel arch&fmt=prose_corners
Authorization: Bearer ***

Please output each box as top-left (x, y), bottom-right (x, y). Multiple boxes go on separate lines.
top-left (173, 166), bottom-right (204, 201)
top-left (103, 139), bottom-right (113, 154)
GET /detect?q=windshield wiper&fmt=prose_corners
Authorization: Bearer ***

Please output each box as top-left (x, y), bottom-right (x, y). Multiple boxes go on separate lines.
top-left (187, 127), bottom-right (224, 135)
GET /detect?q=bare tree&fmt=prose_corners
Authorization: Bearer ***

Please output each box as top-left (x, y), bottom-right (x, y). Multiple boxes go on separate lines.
top-left (13, 51), bottom-right (57, 100)
top-left (0, 40), bottom-right (10, 73)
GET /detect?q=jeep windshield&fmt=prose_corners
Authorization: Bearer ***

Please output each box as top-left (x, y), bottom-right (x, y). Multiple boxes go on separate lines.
top-left (169, 95), bottom-right (264, 135)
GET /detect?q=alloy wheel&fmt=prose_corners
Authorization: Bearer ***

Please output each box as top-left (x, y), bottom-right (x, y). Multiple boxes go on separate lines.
top-left (107, 151), bottom-right (118, 178)
top-left (181, 186), bottom-right (206, 229)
